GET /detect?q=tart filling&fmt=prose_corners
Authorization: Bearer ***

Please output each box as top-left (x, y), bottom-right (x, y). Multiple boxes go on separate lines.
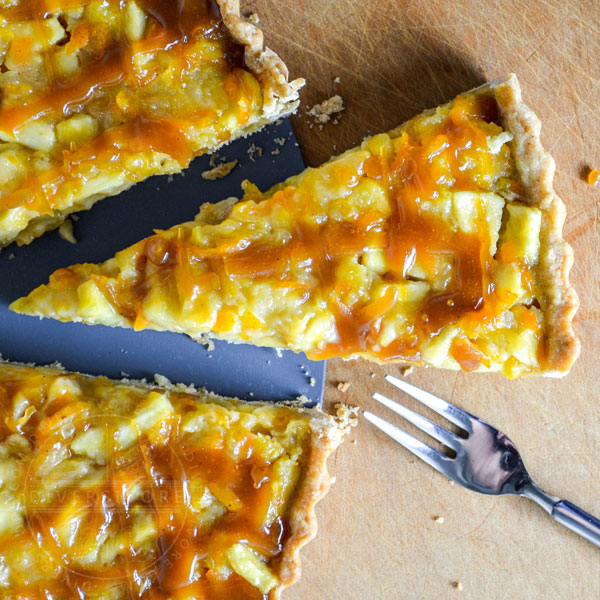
top-left (0, 0), bottom-right (302, 247)
top-left (0, 362), bottom-right (347, 599)
top-left (12, 75), bottom-right (580, 377)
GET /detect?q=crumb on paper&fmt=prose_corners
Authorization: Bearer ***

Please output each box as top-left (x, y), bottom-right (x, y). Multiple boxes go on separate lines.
top-left (58, 219), bottom-right (77, 244)
top-left (307, 95), bottom-right (344, 124)
top-left (275, 348), bottom-right (283, 358)
top-left (330, 476), bottom-right (336, 485)
top-left (271, 148), bottom-right (280, 156)
top-left (337, 381), bottom-right (351, 393)
top-left (452, 582), bottom-right (463, 591)
top-left (397, 365), bottom-right (414, 377)
top-left (334, 76), bottom-right (341, 84)
top-left (309, 377), bottom-right (316, 387)
top-left (8, 253), bottom-right (15, 260)
top-left (370, 372), bottom-right (376, 378)
top-left (247, 12), bottom-right (259, 24)
top-left (120, 371), bottom-right (130, 378)
top-left (201, 159), bottom-right (237, 180)
top-left (449, 480), bottom-right (455, 486)
top-left (587, 168), bottom-right (599, 187)
top-left (274, 137), bottom-right (286, 146)
top-left (433, 516), bottom-right (444, 524)
top-left (249, 392), bottom-right (254, 397)
top-left (247, 143), bottom-right (263, 161)
top-left (351, 439), bottom-right (358, 445)
top-left (208, 153), bottom-right (221, 168)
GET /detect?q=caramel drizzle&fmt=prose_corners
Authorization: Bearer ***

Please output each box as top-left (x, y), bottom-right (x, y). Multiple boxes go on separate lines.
top-left (0, 372), bottom-right (286, 599)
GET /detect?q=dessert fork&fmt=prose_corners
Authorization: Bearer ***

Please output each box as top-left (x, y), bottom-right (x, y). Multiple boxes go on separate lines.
top-left (364, 375), bottom-right (600, 547)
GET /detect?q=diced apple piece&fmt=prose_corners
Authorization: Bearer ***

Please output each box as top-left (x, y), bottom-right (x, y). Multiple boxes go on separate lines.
top-left (421, 325), bottom-right (460, 369)
top-left (397, 281), bottom-right (430, 303)
top-left (42, 16), bottom-right (66, 46)
top-left (53, 46), bottom-right (79, 77)
top-left (77, 280), bottom-right (119, 322)
top-left (15, 119), bottom-right (56, 152)
top-left (47, 376), bottom-right (82, 402)
top-left (0, 494), bottom-right (24, 536)
top-left (495, 263), bottom-right (526, 302)
top-left (56, 114), bottom-right (99, 149)
top-left (452, 191), bottom-right (504, 254)
top-left (124, 1), bottom-right (147, 43)
top-left (226, 543), bottom-right (278, 594)
top-left (71, 427), bottom-right (106, 465)
top-left (132, 391), bottom-right (174, 433)
top-left (503, 203), bottom-right (542, 264)
top-left (505, 328), bottom-right (538, 366)
top-left (362, 248), bottom-right (388, 274)
top-left (487, 131), bottom-right (513, 154)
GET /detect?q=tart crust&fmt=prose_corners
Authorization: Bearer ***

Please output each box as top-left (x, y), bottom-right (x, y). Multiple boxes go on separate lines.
top-left (0, 360), bottom-right (350, 599)
top-left (486, 74), bottom-right (580, 375)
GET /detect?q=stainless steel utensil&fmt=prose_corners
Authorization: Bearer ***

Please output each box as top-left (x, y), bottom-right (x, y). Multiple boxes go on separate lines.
top-left (364, 375), bottom-right (600, 547)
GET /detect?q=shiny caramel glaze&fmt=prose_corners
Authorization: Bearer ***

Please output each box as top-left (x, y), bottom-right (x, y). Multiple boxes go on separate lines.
top-left (0, 363), bottom-right (322, 599)
top-left (0, 0), bottom-right (267, 245)
top-left (12, 91), bottom-right (547, 377)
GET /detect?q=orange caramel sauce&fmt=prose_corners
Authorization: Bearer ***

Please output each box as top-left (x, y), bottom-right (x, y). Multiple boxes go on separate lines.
top-left (0, 0), bottom-right (249, 214)
top-left (0, 371), bottom-right (285, 598)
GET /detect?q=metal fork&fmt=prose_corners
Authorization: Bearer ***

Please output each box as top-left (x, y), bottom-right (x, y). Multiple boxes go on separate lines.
top-left (364, 375), bottom-right (600, 547)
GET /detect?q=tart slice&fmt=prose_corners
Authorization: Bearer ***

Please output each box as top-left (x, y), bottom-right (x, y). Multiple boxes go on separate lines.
top-left (12, 75), bottom-right (580, 378)
top-left (0, 361), bottom-right (350, 599)
top-left (0, 0), bottom-right (303, 248)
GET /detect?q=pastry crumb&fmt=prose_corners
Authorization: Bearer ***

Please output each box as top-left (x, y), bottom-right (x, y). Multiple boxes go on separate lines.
top-left (8, 253), bottom-right (15, 260)
top-left (309, 377), bottom-right (316, 387)
top-left (433, 515), bottom-right (444, 524)
top-left (334, 403), bottom-right (359, 433)
top-left (307, 95), bottom-right (344, 124)
top-left (58, 219), bottom-right (77, 244)
top-left (275, 348), bottom-right (283, 358)
top-left (397, 365), bottom-right (414, 377)
top-left (351, 439), bottom-right (357, 445)
top-left (201, 159), bottom-right (237, 180)
top-left (334, 76), bottom-right (341, 84)
top-left (274, 137), bottom-right (286, 146)
top-left (452, 582), bottom-right (463, 591)
top-left (247, 143), bottom-right (263, 161)
top-left (587, 168), bottom-right (599, 187)
top-left (370, 372), bottom-right (376, 378)
top-left (337, 381), bottom-right (351, 393)
top-left (271, 148), bottom-right (280, 155)
top-left (247, 12), bottom-right (259, 24)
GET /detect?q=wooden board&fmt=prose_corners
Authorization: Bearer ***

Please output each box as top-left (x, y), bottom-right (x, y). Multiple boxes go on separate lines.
top-left (246, 0), bottom-right (600, 597)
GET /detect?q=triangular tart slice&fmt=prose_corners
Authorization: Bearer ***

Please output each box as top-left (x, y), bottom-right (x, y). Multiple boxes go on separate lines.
top-left (0, 0), bottom-right (302, 248)
top-left (12, 75), bottom-right (580, 378)
top-left (0, 360), bottom-right (351, 598)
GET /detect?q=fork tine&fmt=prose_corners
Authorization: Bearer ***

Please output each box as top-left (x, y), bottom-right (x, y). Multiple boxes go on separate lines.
top-left (363, 411), bottom-right (454, 476)
top-left (385, 375), bottom-right (473, 433)
top-left (372, 392), bottom-right (462, 451)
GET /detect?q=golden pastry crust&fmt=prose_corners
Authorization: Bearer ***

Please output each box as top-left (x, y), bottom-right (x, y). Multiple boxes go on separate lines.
top-left (217, 0), bottom-right (304, 120)
top-left (0, 360), bottom-right (349, 599)
top-left (0, 0), bottom-right (303, 249)
top-left (486, 74), bottom-right (580, 375)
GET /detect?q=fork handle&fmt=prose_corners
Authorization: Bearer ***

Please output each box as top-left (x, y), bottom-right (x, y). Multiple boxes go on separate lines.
top-left (523, 483), bottom-right (600, 548)
top-left (551, 500), bottom-right (600, 548)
